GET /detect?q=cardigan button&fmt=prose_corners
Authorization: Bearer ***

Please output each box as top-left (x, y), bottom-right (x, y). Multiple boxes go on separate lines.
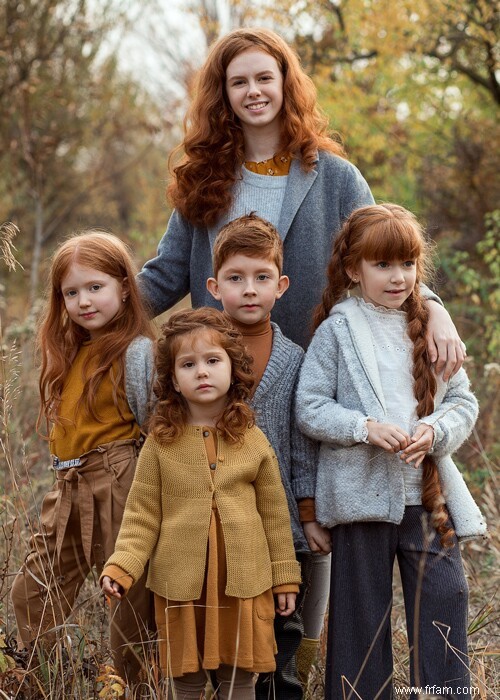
top-left (203, 431), bottom-right (210, 437)
top-left (210, 463), bottom-right (216, 470)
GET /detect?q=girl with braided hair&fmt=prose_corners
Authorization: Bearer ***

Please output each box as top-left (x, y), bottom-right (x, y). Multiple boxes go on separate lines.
top-left (295, 204), bottom-right (486, 699)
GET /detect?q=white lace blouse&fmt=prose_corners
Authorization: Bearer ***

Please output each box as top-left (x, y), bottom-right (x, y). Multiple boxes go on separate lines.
top-left (359, 299), bottom-right (423, 505)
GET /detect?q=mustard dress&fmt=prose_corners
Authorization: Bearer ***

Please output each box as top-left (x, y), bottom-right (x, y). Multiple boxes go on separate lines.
top-left (154, 428), bottom-right (278, 677)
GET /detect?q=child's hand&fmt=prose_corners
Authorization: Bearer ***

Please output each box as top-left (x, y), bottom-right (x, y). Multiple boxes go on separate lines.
top-left (275, 592), bottom-right (297, 617)
top-left (101, 575), bottom-right (124, 600)
top-left (400, 424), bottom-right (434, 468)
top-left (366, 421), bottom-right (410, 452)
top-left (303, 521), bottom-right (332, 555)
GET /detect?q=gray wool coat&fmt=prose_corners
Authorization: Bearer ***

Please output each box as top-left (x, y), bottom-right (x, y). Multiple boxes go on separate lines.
top-left (295, 298), bottom-right (487, 540)
top-left (252, 323), bottom-right (318, 552)
top-left (137, 151), bottom-right (374, 349)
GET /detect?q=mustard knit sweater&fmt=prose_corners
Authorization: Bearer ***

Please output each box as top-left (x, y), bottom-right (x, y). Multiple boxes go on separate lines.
top-left (104, 424), bottom-right (301, 600)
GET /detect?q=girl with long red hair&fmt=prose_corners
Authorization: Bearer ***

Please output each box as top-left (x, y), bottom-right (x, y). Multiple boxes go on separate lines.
top-left (11, 231), bottom-right (155, 685)
top-left (296, 203), bottom-right (486, 699)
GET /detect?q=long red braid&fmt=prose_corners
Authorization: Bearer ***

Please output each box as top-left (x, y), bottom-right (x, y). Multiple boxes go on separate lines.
top-left (405, 291), bottom-right (455, 547)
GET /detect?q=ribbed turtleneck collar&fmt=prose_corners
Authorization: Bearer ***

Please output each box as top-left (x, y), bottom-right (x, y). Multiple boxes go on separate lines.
top-left (224, 313), bottom-right (273, 391)
top-left (228, 313), bottom-right (272, 338)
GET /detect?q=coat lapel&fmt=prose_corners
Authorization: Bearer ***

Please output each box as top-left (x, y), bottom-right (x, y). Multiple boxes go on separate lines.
top-left (278, 157), bottom-right (317, 241)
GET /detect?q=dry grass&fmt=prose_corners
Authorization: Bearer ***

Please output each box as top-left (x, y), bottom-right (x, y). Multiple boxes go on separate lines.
top-left (0, 225), bottom-right (498, 699)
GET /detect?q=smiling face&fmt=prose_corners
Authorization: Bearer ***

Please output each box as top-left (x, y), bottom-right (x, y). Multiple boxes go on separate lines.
top-left (225, 49), bottom-right (284, 138)
top-left (352, 259), bottom-right (417, 309)
top-left (207, 253), bottom-right (289, 325)
top-left (61, 263), bottom-right (127, 338)
top-left (172, 330), bottom-right (232, 420)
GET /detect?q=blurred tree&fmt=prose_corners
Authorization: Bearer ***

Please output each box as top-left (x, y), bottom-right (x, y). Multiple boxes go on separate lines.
top-left (285, 0), bottom-right (499, 247)
top-left (0, 0), bottom-right (170, 307)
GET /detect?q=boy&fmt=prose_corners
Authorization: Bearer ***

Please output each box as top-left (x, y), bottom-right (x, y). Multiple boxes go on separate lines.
top-left (207, 213), bottom-right (331, 700)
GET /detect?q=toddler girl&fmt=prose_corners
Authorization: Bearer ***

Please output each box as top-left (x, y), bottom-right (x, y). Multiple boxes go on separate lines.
top-left (101, 307), bottom-right (301, 700)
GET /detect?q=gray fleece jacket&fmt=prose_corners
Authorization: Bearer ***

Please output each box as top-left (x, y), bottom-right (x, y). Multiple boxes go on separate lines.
top-left (296, 298), bottom-right (486, 540)
top-left (137, 151), bottom-right (374, 349)
top-left (124, 336), bottom-right (155, 428)
top-left (252, 323), bottom-right (318, 552)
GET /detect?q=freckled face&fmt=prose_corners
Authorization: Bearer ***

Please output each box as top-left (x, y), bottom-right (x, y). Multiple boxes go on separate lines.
top-left (225, 49), bottom-right (284, 136)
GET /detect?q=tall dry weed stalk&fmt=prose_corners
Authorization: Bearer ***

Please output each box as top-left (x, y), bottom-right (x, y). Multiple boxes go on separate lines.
top-left (0, 221), bottom-right (498, 698)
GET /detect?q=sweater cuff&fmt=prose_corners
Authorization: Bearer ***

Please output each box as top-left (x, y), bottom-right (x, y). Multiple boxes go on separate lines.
top-left (271, 559), bottom-right (302, 588)
top-left (272, 584), bottom-right (300, 595)
top-left (100, 564), bottom-right (135, 595)
top-left (353, 416), bottom-right (376, 443)
top-left (298, 498), bottom-right (316, 522)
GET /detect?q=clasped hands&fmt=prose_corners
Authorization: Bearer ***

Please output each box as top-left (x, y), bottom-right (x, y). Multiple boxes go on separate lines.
top-left (366, 420), bottom-right (434, 469)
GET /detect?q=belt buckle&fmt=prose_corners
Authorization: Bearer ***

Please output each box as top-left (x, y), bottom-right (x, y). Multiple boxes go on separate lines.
top-left (52, 456), bottom-right (81, 470)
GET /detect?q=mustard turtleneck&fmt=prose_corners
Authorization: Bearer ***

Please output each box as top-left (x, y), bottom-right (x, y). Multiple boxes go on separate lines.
top-left (226, 314), bottom-right (273, 390)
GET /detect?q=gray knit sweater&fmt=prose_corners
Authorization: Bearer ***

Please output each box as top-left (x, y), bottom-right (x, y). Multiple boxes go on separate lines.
top-left (124, 336), bottom-right (155, 428)
top-left (252, 323), bottom-right (318, 552)
top-left (137, 151), bottom-right (374, 349)
top-left (296, 298), bottom-right (486, 540)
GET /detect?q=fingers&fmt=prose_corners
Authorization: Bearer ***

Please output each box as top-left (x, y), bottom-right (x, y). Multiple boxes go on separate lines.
top-left (101, 576), bottom-right (123, 599)
top-left (276, 593), bottom-right (296, 616)
top-left (425, 300), bottom-right (466, 379)
top-left (318, 537), bottom-right (332, 555)
top-left (425, 307), bottom-right (466, 380)
top-left (401, 424), bottom-right (434, 461)
top-left (444, 340), bottom-right (466, 381)
top-left (367, 423), bottom-right (410, 452)
top-left (434, 339), bottom-right (464, 381)
top-left (303, 522), bottom-right (332, 555)
top-left (311, 535), bottom-right (332, 555)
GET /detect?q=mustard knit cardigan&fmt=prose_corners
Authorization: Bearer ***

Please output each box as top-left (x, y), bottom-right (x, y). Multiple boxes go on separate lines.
top-left (104, 424), bottom-right (301, 600)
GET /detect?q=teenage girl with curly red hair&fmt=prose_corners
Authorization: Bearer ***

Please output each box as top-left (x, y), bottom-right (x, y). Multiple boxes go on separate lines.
top-left (296, 204), bottom-right (486, 699)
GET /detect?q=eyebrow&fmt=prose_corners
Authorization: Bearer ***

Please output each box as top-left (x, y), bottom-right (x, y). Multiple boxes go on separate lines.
top-left (226, 69), bottom-right (276, 81)
top-left (224, 264), bottom-right (275, 273)
top-left (61, 278), bottom-right (105, 292)
top-left (176, 349), bottom-right (226, 361)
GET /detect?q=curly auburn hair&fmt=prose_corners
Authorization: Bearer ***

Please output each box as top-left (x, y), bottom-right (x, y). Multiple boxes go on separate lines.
top-left (168, 27), bottom-right (345, 228)
top-left (37, 230), bottom-right (154, 434)
top-left (149, 307), bottom-right (255, 445)
top-left (314, 204), bottom-right (454, 547)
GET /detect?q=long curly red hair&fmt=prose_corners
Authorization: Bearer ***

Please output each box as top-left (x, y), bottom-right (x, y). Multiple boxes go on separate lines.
top-left (314, 204), bottom-right (454, 547)
top-left (37, 230), bottom-right (154, 434)
top-left (168, 27), bottom-right (345, 228)
top-left (149, 307), bottom-right (255, 445)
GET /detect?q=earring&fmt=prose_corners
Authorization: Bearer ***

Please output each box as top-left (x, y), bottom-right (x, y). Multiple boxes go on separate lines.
top-left (122, 297), bottom-right (127, 303)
